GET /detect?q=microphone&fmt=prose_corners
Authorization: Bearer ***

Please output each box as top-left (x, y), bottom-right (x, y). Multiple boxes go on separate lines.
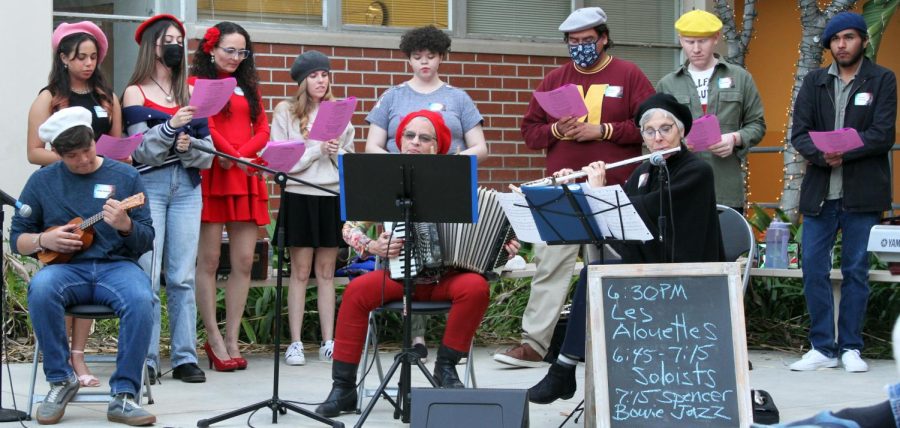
top-left (1, 188), bottom-right (31, 218)
top-left (649, 151), bottom-right (666, 167)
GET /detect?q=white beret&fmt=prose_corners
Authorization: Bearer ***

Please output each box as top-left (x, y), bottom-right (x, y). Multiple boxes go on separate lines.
top-left (38, 107), bottom-right (93, 144)
top-left (559, 7), bottom-right (607, 32)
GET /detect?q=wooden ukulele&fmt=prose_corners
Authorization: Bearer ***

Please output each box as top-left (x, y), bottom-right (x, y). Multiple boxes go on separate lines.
top-left (38, 193), bottom-right (146, 265)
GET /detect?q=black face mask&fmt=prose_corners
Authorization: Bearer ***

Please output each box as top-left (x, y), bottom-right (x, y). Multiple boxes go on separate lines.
top-left (161, 44), bottom-right (183, 68)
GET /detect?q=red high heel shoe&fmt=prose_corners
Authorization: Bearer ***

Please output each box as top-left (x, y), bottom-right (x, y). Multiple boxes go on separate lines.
top-left (204, 342), bottom-right (238, 372)
top-left (232, 357), bottom-right (248, 370)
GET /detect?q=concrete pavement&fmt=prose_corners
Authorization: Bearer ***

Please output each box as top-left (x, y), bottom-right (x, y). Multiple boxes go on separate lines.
top-left (1, 348), bottom-right (896, 427)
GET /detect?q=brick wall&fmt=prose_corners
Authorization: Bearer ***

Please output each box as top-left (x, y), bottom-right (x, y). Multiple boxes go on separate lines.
top-left (188, 39), bottom-right (570, 211)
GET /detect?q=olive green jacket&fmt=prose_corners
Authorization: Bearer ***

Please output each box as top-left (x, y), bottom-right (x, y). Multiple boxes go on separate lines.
top-left (656, 57), bottom-right (766, 208)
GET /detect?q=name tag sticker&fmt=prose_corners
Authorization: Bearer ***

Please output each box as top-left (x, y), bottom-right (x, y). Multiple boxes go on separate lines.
top-left (428, 102), bottom-right (445, 112)
top-left (718, 77), bottom-right (734, 89)
top-left (234, 86), bottom-right (244, 96)
top-left (605, 86), bottom-right (623, 98)
top-left (854, 92), bottom-right (872, 106)
top-left (93, 106), bottom-right (108, 118)
top-left (94, 184), bottom-right (115, 199)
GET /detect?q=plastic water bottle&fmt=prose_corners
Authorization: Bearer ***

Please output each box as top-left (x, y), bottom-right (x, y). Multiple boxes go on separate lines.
top-left (765, 222), bottom-right (790, 269)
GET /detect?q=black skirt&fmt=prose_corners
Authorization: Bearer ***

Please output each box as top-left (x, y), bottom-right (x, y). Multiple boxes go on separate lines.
top-left (282, 192), bottom-right (346, 248)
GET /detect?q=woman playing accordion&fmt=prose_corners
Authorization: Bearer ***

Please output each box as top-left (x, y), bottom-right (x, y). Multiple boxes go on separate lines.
top-left (314, 110), bottom-right (519, 418)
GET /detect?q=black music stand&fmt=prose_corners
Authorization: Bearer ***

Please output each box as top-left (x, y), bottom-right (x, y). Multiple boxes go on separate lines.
top-left (519, 184), bottom-right (646, 252)
top-left (192, 146), bottom-right (343, 428)
top-left (0, 204), bottom-right (28, 422)
top-left (339, 153), bottom-right (477, 426)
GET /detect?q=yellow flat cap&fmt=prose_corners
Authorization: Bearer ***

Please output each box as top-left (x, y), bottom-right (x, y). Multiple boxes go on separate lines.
top-left (675, 10), bottom-right (723, 37)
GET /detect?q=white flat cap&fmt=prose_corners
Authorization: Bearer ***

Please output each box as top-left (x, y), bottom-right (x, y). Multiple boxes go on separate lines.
top-left (559, 7), bottom-right (607, 32)
top-left (38, 107), bottom-right (93, 144)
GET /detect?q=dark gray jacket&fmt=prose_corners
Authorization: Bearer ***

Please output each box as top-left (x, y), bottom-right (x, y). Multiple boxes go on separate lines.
top-left (791, 57), bottom-right (896, 215)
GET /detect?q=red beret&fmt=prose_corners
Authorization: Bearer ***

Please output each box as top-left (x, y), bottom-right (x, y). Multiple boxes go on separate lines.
top-left (396, 110), bottom-right (451, 155)
top-left (134, 14), bottom-right (185, 44)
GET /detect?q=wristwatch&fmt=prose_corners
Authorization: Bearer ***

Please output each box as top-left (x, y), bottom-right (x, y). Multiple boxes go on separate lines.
top-left (31, 233), bottom-right (44, 253)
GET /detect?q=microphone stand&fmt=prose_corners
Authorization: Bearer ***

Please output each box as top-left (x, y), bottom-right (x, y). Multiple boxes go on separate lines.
top-left (0, 206), bottom-right (28, 422)
top-left (656, 162), bottom-right (669, 263)
top-left (191, 145), bottom-right (342, 428)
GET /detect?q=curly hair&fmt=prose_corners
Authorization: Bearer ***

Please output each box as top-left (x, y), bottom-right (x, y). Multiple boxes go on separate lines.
top-left (399, 25), bottom-right (451, 57)
top-left (563, 24), bottom-right (614, 51)
top-left (190, 21), bottom-right (262, 123)
top-left (47, 32), bottom-right (114, 114)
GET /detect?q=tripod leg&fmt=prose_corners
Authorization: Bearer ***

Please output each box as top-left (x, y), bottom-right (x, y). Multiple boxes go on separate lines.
top-left (413, 358), bottom-right (439, 387)
top-left (280, 401), bottom-right (345, 427)
top-left (197, 399), bottom-right (271, 427)
top-left (355, 355), bottom-right (404, 428)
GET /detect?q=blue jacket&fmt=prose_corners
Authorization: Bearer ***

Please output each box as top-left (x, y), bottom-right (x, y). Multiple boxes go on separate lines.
top-left (790, 57), bottom-right (897, 215)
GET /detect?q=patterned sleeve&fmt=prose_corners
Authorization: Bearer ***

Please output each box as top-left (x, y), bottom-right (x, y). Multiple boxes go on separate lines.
top-left (342, 221), bottom-right (374, 255)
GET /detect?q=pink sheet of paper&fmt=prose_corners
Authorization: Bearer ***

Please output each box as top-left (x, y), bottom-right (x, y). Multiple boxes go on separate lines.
top-left (308, 97), bottom-right (358, 142)
top-left (95, 134), bottom-right (143, 160)
top-left (685, 114), bottom-right (722, 151)
top-left (261, 140), bottom-right (306, 173)
top-left (189, 77), bottom-right (237, 118)
top-left (533, 84), bottom-right (589, 119)
top-left (809, 128), bottom-right (864, 153)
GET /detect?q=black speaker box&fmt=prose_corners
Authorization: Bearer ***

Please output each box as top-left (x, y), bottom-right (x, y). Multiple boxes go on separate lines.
top-left (411, 388), bottom-right (529, 428)
top-left (217, 238), bottom-right (269, 280)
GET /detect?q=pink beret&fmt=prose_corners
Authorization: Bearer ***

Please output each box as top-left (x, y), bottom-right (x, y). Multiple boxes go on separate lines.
top-left (52, 21), bottom-right (108, 63)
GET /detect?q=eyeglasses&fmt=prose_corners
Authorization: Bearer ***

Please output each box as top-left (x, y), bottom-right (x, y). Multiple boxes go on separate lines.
top-left (641, 124), bottom-right (677, 139)
top-left (402, 132), bottom-right (436, 144)
top-left (217, 46), bottom-right (252, 60)
top-left (566, 37), bottom-right (597, 46)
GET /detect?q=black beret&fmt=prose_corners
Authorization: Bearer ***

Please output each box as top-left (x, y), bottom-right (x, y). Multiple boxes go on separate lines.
top-left (634, 93), bottom-right (693, 137)
top-left (290, 50), bottom-right (331, 83)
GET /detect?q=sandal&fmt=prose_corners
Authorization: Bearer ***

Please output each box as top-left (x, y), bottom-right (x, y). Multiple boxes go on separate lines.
top-left (70, 349), bottom-right (101, 387)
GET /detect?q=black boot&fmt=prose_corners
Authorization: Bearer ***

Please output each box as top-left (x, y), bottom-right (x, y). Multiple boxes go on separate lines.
top-left (432, 345), bottom-right (466, 388)
top-left (528, 361), bottom-right (576, 404)
top-left (315, 361), bottom-right (358, 417)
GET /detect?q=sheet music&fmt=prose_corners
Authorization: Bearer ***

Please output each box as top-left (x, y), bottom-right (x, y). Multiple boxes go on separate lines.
top-left (579, 184), bottom-right (653, 241)
top-left (496, 192), bottom-right (544, 243)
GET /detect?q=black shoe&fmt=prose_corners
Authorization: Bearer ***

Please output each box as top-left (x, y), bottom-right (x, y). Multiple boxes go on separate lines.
top-left (433, 345), bottom-right (465, 388)
top-left (146, 366), bottom-right (158, 385)
top-left (172, 363), bottom-right (207, 383)
top-left (528, 362), bottom-right (576, 404)
top-left (412, 343), bottom-right (428, 363)
top-left (315, 361), bottom-right (358, 417)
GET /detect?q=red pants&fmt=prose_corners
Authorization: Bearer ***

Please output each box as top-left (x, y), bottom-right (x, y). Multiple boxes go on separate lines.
top-left (332, 270), bottom-right (490, 365)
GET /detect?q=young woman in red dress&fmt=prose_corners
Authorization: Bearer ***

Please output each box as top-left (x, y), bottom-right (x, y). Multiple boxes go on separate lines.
top-left (191, 22), bottom-right (270, 372)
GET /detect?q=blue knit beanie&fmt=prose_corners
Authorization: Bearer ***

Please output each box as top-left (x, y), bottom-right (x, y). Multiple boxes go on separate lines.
top-left (822, 12), bottom-right (868, 48)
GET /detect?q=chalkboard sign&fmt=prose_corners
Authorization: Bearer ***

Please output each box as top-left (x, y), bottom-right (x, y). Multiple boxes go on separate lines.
top-left (585, 263), bottom-right (751, 428)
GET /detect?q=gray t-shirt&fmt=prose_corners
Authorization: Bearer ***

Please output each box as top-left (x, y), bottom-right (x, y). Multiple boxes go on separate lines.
top-left (366, 82), bottom-right (483, 154)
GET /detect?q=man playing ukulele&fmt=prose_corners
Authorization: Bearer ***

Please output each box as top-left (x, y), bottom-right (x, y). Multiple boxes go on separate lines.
top-left (11, 107), bottom-right (157, 426)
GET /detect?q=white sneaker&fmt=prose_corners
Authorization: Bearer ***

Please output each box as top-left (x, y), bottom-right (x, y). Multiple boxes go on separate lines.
top-left (789, 349), bottom-right (838, 371)
top-left (285, 342), bottom-right (306, 366)
top-left (841, 349), bottom-right (868, 372)
top-left (319, 340), bottom-right (334, 362)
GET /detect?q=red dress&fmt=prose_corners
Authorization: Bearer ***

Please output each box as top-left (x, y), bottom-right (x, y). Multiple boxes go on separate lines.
top-left (190, 75), bottom-right (270, 225)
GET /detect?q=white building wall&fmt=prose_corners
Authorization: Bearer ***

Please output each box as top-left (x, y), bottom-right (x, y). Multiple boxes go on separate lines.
top-left (1, 1), bottom-right (51, 238)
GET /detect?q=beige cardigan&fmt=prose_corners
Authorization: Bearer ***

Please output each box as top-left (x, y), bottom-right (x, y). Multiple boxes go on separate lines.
top-left (270, 100), bottom-right (355, 196)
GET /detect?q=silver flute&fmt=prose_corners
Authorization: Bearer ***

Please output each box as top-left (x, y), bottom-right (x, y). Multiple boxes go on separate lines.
top-left (520, 146), bottom-right (681, 187)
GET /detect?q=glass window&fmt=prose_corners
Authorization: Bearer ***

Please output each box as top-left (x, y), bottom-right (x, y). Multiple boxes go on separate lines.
top-left (467, 0), bottom-right (568, 39)
top-left (584, 0), bottom-right (680, 83)
top-left (198, 0), bottom-right (323, 26)
top-left (342, 0), bottom-right (448, 28)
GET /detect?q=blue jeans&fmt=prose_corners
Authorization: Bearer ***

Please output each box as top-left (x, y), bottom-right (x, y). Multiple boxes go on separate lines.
top-left (28, 261), bottom-right (153, 395)
top-left (559, 260), bottom-right (621, 360)
top-left (800, 199), bottom-right (880, 357)
top-left (138, 165), bottom-right (202, 370)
